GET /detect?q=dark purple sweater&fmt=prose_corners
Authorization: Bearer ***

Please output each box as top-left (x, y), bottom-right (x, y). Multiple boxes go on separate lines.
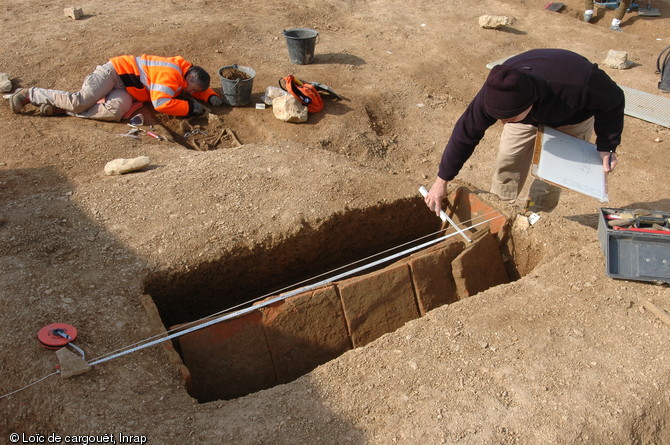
top-left (438, 48), bottom-right (625, 181)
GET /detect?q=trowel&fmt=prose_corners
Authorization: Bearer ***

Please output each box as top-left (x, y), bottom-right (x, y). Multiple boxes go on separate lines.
top-left (308, 81), bottom-right (348, 101)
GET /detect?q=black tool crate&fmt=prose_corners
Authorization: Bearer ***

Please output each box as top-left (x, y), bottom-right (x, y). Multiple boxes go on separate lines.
top-left (597, 207), bottom-right (670, 284)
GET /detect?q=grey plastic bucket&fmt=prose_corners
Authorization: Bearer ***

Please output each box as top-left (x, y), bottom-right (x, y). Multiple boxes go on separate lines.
top-left (282, 28), bottom-right (319, 65)
top-left (218, 64), bottom-right (256, 106)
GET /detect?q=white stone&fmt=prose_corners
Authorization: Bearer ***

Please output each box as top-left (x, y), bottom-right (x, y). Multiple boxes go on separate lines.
top-left (64, 7), bottom-right (83, 20)
top-left (478, 15), bottom-right (515, 29)
top-left (263, 86), bottom-right (289, 105)
top-left (602, 50), bottom-right (632, 70)
top-left (513, 214), bottom-right (531, 231)
top-left (0, 73), bottom-right (12, 93)
top-left (272, 95), bottom-right (308, 123)
top-left (104, 156), bottom-right (151, 175)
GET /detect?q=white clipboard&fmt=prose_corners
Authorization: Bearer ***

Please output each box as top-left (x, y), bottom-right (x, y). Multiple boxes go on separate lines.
top-left (531, 125), bottom-right (608, 202)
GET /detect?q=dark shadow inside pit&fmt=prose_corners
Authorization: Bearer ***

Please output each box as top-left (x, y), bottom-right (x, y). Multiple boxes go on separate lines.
top-left (144, 198), bottom-right (441, 329)
top-left (143, 190), bottom-right (530, 402)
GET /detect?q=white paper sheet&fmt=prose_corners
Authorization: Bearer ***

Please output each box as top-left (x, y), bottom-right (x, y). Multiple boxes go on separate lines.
top-left (531, 126), bottom-right (608, 202)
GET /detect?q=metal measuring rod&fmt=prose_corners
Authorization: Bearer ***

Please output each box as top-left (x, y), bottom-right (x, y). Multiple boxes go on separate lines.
top-left (419, 186), bottom-right (472, 243)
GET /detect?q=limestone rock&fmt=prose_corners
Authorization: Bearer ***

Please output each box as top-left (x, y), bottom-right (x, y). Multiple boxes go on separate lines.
top-left (602, 50), bottom-right (632, 70)
top-left (272, 95), bottom-right (308, 123)
top-left (56, 347), bottom-right (91, 378)
top-left (104, 156), bottom-right (151, 175)
top-left (64, 7), bottom-right (83, 20)
top-left (513, 214), bottom-right (531, 232)
top-left (479, 15), bottom-right (515, 29)
top-left (0, 73), bottom-right (12, 93)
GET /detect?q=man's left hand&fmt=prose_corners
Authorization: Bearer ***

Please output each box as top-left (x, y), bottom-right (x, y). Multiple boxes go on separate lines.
top-left (600, 151), bottom-right (618, 173)
top-left (209, 95), bottom-right (223, 107)
top-left (191, 101), bottom-right (206, 116)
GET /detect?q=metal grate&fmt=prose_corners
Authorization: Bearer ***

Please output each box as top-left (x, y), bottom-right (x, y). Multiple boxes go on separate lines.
top-left (620, 85), bottom-right (670, 128)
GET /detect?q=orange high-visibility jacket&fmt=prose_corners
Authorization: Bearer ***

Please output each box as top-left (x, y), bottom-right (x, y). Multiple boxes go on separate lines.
top-left (110, 54), bottom-right (218, 116)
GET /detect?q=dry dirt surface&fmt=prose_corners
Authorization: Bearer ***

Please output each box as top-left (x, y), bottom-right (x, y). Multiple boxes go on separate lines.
top-left (2, 0), bottom-right (670, 444)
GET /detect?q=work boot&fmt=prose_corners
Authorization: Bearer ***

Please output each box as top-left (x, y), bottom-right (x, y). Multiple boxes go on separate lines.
top-left (610, 25), bottom-right (623, 32)
top-left (583, 11), bottom-right (593, 22)
top-left (39, 104), bottom-right (66, 116)
top-left (527, 179), bottom-right (561, 213)
top-left (9, 88), bottom-right (31, 113)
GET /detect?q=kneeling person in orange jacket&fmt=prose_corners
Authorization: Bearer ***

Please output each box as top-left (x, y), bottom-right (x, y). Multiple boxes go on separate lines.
top-left (9, 54), bottom-right (223, 121)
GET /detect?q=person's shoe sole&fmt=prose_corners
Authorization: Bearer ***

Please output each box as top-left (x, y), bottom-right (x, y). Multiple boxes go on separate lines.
top-left (9, 88), bottom-right (30, 113)
top-left (39, 104), bottom-right (66, 116)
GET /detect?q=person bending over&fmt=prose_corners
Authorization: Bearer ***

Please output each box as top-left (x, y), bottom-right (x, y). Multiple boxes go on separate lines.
top-left (424, 48), bottom-right (624, 215)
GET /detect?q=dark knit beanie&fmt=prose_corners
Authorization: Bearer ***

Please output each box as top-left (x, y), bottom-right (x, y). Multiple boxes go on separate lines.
top-left (484, 64), bottom-right (537, 119)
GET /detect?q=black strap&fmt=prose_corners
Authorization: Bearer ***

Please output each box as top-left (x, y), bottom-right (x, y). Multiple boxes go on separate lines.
top-left (657, 45), bottom-right (670, 74)
top-left (279, 76), bottom-right (312, 105)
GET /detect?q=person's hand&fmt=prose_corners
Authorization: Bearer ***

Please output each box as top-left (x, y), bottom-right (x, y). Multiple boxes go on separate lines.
top-left (425, 177), bottom-right (449, 217)
top-left (209, 95), bottom-right (223, 107)
top-left (600, 151), bottom-right (618, 173)
top-left (191, 101), bottom-right (205, 116)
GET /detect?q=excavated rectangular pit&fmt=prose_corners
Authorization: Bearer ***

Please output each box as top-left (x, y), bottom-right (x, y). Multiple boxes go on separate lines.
top-left (142, 187), bottom-right (519, 402)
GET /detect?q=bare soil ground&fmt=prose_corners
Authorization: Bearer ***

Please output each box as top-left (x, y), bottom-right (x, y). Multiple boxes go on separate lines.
top-left (2, 0), bottom-right (670, 443)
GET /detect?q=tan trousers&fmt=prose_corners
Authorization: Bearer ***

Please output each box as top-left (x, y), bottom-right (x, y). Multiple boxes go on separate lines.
top-left (28, 62), bottom-right (133, 121)
top-left (490, 117), bottom-right (595, 212)
top-left (584, 0), bottom-right (632, 20)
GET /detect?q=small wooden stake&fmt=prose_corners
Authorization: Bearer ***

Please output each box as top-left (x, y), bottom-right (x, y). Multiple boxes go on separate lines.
top-left (643, 300), bottom-right (670, 327)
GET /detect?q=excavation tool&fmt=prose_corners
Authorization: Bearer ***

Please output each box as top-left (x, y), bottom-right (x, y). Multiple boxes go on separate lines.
top-left (604, 208), bottom-right (670, 230)
top-left (38, 323), bottom-right (91, 378)
top-left (126, 113), bottom-right (165, 141)
top-left (284, 75), bottom-right (347, 100)
top-left (145, 130), bottom-right (164, 140)
top-left (419, 186), bottom-right (472, 242)
top-left (308, 80), bottom-right (347, 100)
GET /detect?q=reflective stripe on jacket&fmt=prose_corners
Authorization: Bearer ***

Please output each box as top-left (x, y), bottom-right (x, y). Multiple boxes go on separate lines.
top-left (110, 54), bottom-right (217, 116)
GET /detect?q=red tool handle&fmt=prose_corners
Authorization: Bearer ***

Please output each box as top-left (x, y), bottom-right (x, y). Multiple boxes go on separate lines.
top-left (613, 226), bottom-right (670, 235)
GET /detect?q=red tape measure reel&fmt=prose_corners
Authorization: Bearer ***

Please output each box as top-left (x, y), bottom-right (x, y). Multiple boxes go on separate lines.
top-left (38, 323), bottom-right (78, 350)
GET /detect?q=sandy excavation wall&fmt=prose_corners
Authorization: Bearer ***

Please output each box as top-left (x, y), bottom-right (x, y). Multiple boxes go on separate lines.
top-left (141, 188), bottom-right (515, 402)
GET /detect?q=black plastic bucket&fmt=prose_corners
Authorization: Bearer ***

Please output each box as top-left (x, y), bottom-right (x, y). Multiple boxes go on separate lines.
top-left (282, 28), bottom-right (319, 65)
top-left (218, 64), bottom-right (256, 107)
